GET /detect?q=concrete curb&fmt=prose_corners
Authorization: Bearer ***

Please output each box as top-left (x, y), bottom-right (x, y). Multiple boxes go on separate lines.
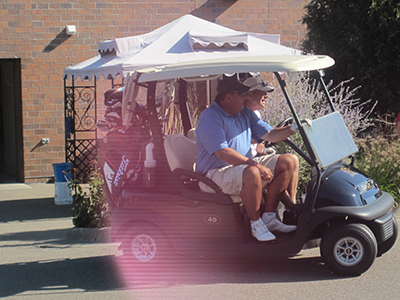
top-left (65, 227), bottom-right (112, 243)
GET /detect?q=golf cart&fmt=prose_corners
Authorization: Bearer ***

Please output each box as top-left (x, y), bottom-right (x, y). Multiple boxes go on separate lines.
top-left (100, 55), bottom-right (397, 276)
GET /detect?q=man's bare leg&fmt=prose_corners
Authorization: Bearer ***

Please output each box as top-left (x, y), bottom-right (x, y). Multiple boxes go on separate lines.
top-left (264, 154), bottom-right (297, 213)
top-left (242, 166), bottom-right (276, 241)
top-left (286, 154), bottom-right (299, 203)
top-left (241, 166), bottom-right (263, 221)
top-left (261, 155), bottom-right (297, 232)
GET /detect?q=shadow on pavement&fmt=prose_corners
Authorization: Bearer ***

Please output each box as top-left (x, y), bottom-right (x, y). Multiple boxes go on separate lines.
top-left (0, 228), bottom-right (77, 246)
top-left (0, 198), bottom-right (72, 223)
top-left (0, 255), bottom-right (124, 297)
top-left (0, 244), bottom-right (341, 298)
top-left (115, 253), bottom-right (340, 290)
top-left (0, 252), bottom-right (339, 298)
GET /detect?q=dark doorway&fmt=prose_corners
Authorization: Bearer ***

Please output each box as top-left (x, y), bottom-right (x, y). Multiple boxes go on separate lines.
top-left (0, 58), bottom-right (23, 183)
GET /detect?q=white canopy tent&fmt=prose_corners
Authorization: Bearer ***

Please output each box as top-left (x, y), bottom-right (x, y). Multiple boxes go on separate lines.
top-left (63, 14), bottom-right (300, 80)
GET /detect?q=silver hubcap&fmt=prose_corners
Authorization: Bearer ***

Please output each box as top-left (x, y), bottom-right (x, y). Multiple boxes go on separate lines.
top-left (334, 236), bottom-right (364, 266)
top-left (132, 234), bottom-right (157, 261)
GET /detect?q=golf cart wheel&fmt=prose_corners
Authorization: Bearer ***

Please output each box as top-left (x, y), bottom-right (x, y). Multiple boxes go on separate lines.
top-left (320, 223), bottom-right (377, 276)
top-left (377, 216), bottom-right (398, 257)
top-left (123, 225), bottom-right (169, 263)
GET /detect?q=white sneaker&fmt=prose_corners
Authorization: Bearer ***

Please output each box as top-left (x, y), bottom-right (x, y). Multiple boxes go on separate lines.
top-left (264, 216), bottom-right (297, 233)
top-left (251, 222), bottom-right (276, 241)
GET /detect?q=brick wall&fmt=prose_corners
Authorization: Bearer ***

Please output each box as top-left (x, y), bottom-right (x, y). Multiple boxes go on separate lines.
top-left (0, 0), bottom-right (308, 182)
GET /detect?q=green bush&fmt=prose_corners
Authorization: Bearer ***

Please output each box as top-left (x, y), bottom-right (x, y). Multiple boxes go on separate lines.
top-left (355, 137), bottom-right (400, 204)
top-left (68, 167), bottom-right (111, 228)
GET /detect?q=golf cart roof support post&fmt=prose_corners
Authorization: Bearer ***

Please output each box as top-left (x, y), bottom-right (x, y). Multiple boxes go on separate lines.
top-left (274, 72), bottom-right (323, 211)
top-left (273, 72), bottom-right (318, 164)
top-left (318, 70), bottom-right (336, 112)
top-left (147, 81), bottom-right (164, 141)
top-left (307, 166), bottom-right (322, 211)
top-left (178, 79), bottom-right (192, 136)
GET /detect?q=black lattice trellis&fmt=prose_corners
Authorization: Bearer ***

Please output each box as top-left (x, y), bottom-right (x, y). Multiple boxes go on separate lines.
top-left (64, 76), bottom-right (97, 182)
top-left (66, 139), bottom-right (97, 182)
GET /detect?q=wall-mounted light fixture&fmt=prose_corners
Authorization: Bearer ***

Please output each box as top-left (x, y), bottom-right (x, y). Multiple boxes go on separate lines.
top-left (66, 25), bottom-right (77, 36)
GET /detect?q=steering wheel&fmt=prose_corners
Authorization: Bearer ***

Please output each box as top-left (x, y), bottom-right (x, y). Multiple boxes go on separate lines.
top-left (276, 117), bottom-right (294, 128)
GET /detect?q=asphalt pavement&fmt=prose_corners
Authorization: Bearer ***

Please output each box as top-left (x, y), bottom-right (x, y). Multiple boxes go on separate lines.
top-left (0, 183), bottom-right (131, 299)
top-left (0, 183), bottom-right (111, 243)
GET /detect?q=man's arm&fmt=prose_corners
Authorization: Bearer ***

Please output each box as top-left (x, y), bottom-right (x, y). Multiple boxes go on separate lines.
top-left (260, 119), bottom-right (312, 143)
top-left (214, 147), bottom-right (273, 181)
top-left (214, 147), bottom-right (250, 166)
top-left (260, 126), bottom-right (294, 143)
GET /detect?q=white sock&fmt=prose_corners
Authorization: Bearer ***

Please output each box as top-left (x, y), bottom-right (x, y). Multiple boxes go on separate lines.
top-left (251, 218), bottom-right (264, 227)
top-left (262, 212), bottom-right (275, 224)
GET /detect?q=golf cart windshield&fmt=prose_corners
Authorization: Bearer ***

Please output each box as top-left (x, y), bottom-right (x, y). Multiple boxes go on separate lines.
top-left (302, 111), bottom-right (358, 168)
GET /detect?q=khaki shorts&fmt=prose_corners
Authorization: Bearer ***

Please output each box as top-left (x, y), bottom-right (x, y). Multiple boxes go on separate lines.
top-left (200, 154), bottom-right (280, 195)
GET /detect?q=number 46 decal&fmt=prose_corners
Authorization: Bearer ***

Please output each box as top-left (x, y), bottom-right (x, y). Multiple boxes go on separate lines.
top-left (204, 215), bottom-right (222, 225)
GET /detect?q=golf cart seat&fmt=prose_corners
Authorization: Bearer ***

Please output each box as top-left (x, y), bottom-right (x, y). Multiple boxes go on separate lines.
top-left (164, 134), bottom-right (240, 205)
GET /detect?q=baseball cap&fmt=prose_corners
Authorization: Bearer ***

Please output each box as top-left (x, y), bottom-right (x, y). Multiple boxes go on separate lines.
top-left (243, 76), bottom-right (274, 93)
top-left (217, 75), bottom-right (251, 94)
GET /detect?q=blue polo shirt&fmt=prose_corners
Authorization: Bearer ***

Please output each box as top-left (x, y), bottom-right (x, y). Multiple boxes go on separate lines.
top-left (195, 101), bottom-right (273, 175)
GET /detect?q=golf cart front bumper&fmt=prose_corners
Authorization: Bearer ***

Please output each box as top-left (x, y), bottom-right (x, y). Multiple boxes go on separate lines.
top-left (312, 191), bottom-right (395, 243)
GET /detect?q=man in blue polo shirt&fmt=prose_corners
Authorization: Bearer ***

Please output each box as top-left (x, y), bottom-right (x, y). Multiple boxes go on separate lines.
top-left (196, 74), bottom-right (302, 242)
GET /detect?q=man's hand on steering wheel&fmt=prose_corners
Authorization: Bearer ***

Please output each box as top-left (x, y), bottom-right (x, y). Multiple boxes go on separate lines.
top-left (290, 119), bottom-right (312, 132)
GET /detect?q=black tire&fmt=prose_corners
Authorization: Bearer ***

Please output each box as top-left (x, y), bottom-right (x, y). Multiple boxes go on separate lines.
top-left (320, 223), bottom-right (377, 276)
top-left (122, 225), bottom-right (170, 263)
top-left (377, 216), bottom-right (398, 257)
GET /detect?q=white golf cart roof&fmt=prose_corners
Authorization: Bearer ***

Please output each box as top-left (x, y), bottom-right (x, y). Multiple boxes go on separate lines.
top-left (136, 54), bottom-right (335, 83)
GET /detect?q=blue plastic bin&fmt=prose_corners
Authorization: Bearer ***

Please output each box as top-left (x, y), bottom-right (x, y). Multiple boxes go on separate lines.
top-left (52, 162), bottom-right (73, 182)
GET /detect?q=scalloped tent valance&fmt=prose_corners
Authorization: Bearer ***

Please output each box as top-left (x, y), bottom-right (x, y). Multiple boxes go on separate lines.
top-left (189, 30), bottom-right (249, 50)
